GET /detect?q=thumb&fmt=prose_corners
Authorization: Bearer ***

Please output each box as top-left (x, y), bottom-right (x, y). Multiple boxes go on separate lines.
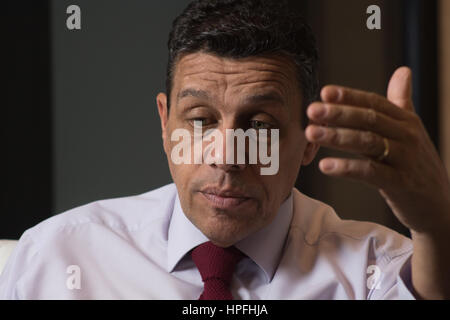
top-left (387, 66), bottom-right (414, 111)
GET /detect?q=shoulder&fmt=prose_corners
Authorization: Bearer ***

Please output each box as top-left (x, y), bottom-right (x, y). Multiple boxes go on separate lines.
top-left (281, 189), bottom-right (414, 299)
top-left (25, 183), bottom-right (178, 245)
top-left (0, 183), bottom-right (179, 299)
top-left (290, 188), bottom-right (413, 260)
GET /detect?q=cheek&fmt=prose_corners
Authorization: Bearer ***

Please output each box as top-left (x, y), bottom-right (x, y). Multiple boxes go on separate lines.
top-left (279, 131), bottom-right (306, 171)
top-left (165, 137), bottom-right (194, 199)
top-left (265, 130), bottom-right (306, 196)
top-left (169, 163), bottom-right (201, 221)
top-left (168, 162), bottom-right (195, 191)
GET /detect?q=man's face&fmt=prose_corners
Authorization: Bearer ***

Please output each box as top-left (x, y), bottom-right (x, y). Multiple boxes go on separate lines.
top-left (157, 52), bottom-right (318, 247)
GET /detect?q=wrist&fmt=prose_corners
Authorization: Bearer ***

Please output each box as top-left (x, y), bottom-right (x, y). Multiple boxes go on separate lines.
top-left (410, 204), bottom-right (450, 240)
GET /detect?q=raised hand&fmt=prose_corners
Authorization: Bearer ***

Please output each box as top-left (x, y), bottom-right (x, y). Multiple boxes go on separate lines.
top-left (305, 67), bottom-right (450, 299)
top-left (305, 67), bottom-right (450, 235)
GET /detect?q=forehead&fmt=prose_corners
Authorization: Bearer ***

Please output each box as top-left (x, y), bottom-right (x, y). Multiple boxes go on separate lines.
top-left (172, 52), bottom-right (300, 102)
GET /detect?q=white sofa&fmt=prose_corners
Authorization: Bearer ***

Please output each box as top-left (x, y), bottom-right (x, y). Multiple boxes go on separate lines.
top-left (0, 240), bottom-right (18, 275)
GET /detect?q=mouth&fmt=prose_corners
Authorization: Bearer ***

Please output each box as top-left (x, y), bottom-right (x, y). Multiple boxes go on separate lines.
top-left (199, 187), bottom-right (252, 210)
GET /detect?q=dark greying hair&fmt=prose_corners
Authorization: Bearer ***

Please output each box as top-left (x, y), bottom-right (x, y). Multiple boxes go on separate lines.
top-left (166, 0), bottom-right (319, 127)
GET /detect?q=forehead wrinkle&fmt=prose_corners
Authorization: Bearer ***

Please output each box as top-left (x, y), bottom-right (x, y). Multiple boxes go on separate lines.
top-left (231, 78), bottom-right (286, 89)
top-left (182, 69), bottom-right (248, 77)
top-left (180, 70), bottom-right (238, 79)
top-left (231, 79), bottom-right (288, 101)
top-left (246, 67), bottom-right (293, 84)
top-left (175, 53), bottom-right (299, 109)
top-left (178, 53), bottom-right (294, 79)
top-left (177, 54), bottom-right (295, 86)
top-left (178, 77), bottom-right (289, 109)
top-left (182, 66), bottom-right (291, 82)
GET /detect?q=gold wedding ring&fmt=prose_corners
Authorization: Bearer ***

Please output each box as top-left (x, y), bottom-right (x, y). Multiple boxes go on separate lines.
top-left (377, 138), bottom-right (390, 162)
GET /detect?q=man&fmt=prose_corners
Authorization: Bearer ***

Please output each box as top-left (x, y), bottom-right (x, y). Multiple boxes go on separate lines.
top-left (1, 0), bottom-right (449, 299)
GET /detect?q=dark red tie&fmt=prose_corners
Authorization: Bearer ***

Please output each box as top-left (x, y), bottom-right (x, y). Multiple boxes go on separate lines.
top-left (191, 241), bottom-right (244, 300)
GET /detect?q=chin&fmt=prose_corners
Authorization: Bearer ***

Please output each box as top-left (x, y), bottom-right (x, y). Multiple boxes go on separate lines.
top-left (204, 232), bottom-right (242, 248)
top-left (199, 217), bottom-right (249, 247)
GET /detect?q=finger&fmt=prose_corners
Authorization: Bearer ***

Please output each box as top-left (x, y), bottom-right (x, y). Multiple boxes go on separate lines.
top-left (387, 66), bottom-right (415, 112)
top-left (307, 102), bottom-right (405, 140)
top-left (321, 85), bottom-right (408, 121)
top-left (305, 125), bottom-right (400, 164)
top-left (319, 157), bottom-right (398, 190)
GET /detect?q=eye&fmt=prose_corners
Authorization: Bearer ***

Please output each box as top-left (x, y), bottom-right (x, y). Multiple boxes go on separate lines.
top-left (189, 118), bottom-right (214, 127)
top-left (249, 120), bottom-right (272, 130)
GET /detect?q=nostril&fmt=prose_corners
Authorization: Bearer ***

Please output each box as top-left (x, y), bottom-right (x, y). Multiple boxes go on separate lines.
top-left (210, 162), bottom-right (246, 172)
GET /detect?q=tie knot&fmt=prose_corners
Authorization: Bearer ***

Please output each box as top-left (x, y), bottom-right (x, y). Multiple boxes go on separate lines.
top-left (191, 241), bottom-right (244, 284)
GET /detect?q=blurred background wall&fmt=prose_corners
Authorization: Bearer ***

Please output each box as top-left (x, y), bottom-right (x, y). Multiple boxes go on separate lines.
top-left (3, 0), bottom-right (446, 238)
top-left (440, 0), bottom-right (450, 175)
top-left (50, 0), bottom-right (184, 215)
top-left (295, 0), bottom-right (439, 237)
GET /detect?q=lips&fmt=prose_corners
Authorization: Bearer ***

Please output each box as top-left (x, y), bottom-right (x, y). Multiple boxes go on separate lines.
top-left (199, 187), bottom-right (252, 209)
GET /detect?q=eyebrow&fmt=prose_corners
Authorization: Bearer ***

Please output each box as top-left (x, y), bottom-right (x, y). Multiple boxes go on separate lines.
top-left (242, 92), bottom-right (285, 106)
top-left (177, 89), bottom-right (211, 102)
top-left (177, 88), bottom-right (285, 106)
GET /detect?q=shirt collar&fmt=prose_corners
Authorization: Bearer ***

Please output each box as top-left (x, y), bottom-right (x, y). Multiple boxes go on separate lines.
top-left (167, 191), bottom-right (294, 283)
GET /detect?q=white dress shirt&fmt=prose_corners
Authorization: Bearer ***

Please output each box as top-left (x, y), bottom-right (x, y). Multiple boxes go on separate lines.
top-left (0, 183), bottom-right (414, 299)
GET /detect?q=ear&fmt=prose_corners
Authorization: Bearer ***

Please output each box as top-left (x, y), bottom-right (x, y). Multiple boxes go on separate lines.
top-left (156, 93), bottom-right (169, 151)
top-left (302, 119), bottom-right (320, 166)
top-left (302, 140), bottom-right (320, 166)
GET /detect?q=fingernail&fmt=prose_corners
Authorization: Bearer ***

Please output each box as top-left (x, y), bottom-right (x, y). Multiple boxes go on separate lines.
top-left (311, 127), bottom-right (326, 140)
top-left (323, 88), bottom-right (340, 102)
top-left (309, 104), bottom-right (326, 119)
top-left (321, 160), bottom-right (335, 172)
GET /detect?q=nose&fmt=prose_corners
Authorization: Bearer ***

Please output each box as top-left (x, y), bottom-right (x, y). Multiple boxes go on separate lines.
top-left (207, 124), bottom-right (247, 172)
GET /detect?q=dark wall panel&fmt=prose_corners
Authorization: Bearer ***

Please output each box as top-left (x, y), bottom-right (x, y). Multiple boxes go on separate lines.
top-left (3, 1), bottom-right (52, 238)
